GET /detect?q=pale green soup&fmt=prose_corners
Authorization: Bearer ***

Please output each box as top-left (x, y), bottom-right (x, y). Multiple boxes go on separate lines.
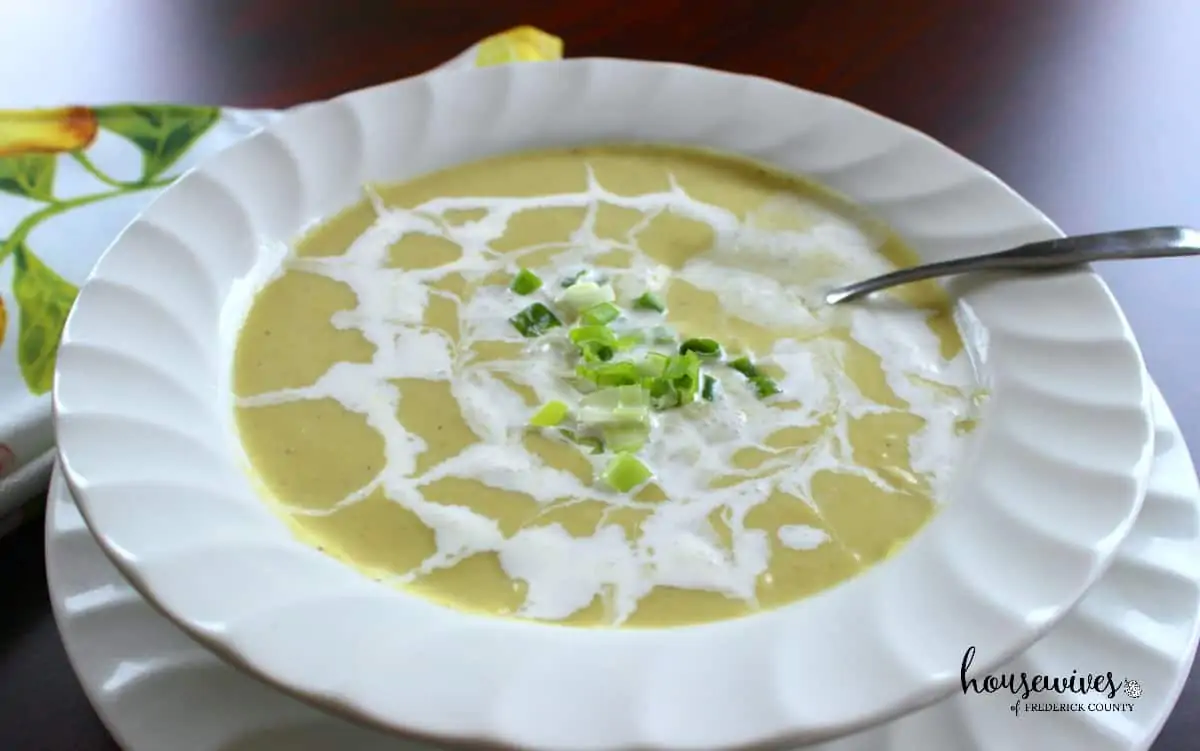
top-left (232, 145), bottom-right (982, 628)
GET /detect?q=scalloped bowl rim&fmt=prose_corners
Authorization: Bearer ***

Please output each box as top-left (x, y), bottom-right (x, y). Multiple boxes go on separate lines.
top-left (53, 58), bottom-right (1155, 750)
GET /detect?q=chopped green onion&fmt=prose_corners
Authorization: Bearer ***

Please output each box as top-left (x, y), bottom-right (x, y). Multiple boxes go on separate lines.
top-left (638, 352), bottom-right (669, 377)
top-left (598, 370), bottom-right (640, 389)
top-left (648, 378), bottom-right (679, 410)
top-left (509, 303), bottom-right (562, 338)
top-left (578, 361), bottom-right (641, 387)
top-left (530, 400), bottom-right (569, 427)
top-left (584, 344), bottom-right (615, 362)
top-left (751, 375), bottom-right (782, 398)
top-left (679, 338), bottom-right (723, 359)
top-left (570, 325), bottom-right (618, 363)
top-left (646, 352), bottom-right (702, 411)
top-left (559, 281), bottom-right (615, 314)
top-left (728, 356), bottom-right (760, 378)
top-left (510, 268), bottom-right (543, 295)
top-left (579, 436), bottom-right (605, 454)
top-left (602, 424), bottom-right (650, 453)
top-left (701, 375), bottom-right (718, 401)
top-left (604, 454), bottom-right (653, 492)
top-left (579, 385), bottom-right (649, 427)
top-left (559, 429), bottom-right (604, 454)
top-left (560, 270), bottom-right (587, 288)
top-left (665, 352), bottom-right (702, 402)
top-left (724, 355), bottom-right (780, 399)
top-left (580, 302), bottom-right (620, 326)
top-left (633, 291), bottom-right (666, 313)
top-left (570, 325), bottom-right (617, 346)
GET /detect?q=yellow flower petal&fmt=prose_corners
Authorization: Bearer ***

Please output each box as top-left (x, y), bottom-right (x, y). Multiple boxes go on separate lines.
top-left (0, 107), bottom-right (98, 157)
top-left (475, 26), bottom-right (564, 67)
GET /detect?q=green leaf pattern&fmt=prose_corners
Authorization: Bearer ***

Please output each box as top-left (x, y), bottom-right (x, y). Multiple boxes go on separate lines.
top-left (96, 105), bottom-right (220, 182)
top-left (11, 244), bottom-right (77, 394)
top-left (0, 154), bottom-right (56, 200)
top-left (0, 103), bottom-right (220, 396)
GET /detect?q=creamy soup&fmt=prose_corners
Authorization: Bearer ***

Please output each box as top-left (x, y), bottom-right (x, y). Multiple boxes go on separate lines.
top-left (232, 145), bottom-right (984, 628)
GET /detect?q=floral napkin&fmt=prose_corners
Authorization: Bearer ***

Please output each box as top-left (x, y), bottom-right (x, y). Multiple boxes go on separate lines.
top-left (0, 26), bottom-right (564, 538)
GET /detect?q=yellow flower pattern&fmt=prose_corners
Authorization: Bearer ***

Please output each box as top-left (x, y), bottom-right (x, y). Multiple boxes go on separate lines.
top-left (0, 26), bottom-right (563, 395)
top-left (475, 26), bottom-right (564, 66)
top-left (0, 106), bottom-right (98, 158)
top-left (0, 27), bottom-right (563, 505)
top-left (0, 105), bottom-right (221, 394)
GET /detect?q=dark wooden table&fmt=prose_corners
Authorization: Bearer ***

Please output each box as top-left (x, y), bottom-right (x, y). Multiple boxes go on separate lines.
top-left (3, 0), bottom-right (1199, 748)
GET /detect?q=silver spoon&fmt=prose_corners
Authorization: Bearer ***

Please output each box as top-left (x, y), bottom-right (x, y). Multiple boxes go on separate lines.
top-left (824, 226), bottom-right (1200, 305)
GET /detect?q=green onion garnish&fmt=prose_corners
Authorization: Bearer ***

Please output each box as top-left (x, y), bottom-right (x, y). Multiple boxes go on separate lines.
top-left (530, 400), bottom-right (569, 427)
top-left (679, 337), bottom-right (723, 359)
top-left (579, 385), bottom-right (650, 427)
top-left (648, 378), bottom-right (678, 410)
top-left (586, 344), bottom-right (615, 362)
top-left (633, 291), bottom-right (666, 313)
top-left (751, 375), bottom-right (781, 398)
top-left (510, 268), bottom-right (543, 295)
top-left (570, 325), bottom-right (618, 362)
top-left (559, 281), bottom-right (615, 314)
top-left (560, 270), bottom-right (587, 288)
top-left (559, 429), bottom-right (604, 454)
top-left (580, 302), bottom-right (620, 326)
top-left (725, 356), bottom-right (780, 399)
top-left (614, 334), bottom-right (641, 351)
top-left (646, 352), bottom-right (702, 410)
top-left (578, 361), bottom-right (641, 387)
top-left (569, 325), bottom-right (618, 362)
top-left (728, 356), bottom-right (760, 378)
top-left (509, 303), bottom-right (562, 338)
top-left (604, 454), bottom-right (653, 493)
top-left (602, 424), bottom-right (650, 453)
top-left (570, 326), bottom-right (617, 345)
top-left (701, 375), bottom-right (718, 401)
top-left (665, 352), bottom-right (702, 402)
top-left (638, 352), bottom-right (669, 377)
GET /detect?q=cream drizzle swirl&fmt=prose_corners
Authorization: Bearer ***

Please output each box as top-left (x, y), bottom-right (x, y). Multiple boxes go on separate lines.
top-left (235, 166), bottom-right (980, 624)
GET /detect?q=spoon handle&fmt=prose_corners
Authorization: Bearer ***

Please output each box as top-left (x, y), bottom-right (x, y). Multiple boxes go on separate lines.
top-left (825, 226), bottom-right (1200, 304)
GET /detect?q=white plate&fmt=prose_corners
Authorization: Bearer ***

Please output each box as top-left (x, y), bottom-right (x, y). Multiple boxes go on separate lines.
top-left (46, 379), bottom-right (1198, 751)
top-left (52, 58), bottom-right (1155, 749)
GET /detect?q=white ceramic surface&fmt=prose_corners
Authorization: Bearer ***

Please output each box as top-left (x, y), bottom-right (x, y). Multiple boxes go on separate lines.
top-left (52, 59), bottom-right (1155, 749)
top-left (45, 380), bottom-right (1199, 751)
